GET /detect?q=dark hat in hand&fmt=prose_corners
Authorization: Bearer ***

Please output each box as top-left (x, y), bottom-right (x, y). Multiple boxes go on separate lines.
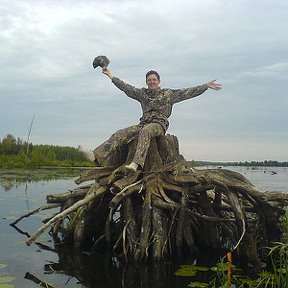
top-left (92, 55), bottom-right (110, 68)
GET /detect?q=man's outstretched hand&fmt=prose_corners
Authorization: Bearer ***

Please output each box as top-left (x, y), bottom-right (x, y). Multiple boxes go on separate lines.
top-left (207, 80), bottom-right (222, 90)
top-left (102, 67), bottom-right (113, 80)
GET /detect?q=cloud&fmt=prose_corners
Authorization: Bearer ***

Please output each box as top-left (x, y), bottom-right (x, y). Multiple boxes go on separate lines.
top-left (1, 0), bottom-right (288, 161)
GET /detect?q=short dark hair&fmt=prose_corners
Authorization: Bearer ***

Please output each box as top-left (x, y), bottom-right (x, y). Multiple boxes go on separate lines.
top-left (146, 70), bottom-right (160, 81)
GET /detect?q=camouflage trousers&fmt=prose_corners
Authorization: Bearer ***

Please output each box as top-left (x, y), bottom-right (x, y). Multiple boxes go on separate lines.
top-left (93, 123), bottom-right (164, 168)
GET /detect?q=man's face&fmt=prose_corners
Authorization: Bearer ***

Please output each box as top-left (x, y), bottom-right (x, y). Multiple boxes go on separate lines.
top-left (146, 74), bottom-right (160, 91)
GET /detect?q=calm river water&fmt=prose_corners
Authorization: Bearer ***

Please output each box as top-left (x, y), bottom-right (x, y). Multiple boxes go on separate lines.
top-left (0, 166), bottom-right (287, 288)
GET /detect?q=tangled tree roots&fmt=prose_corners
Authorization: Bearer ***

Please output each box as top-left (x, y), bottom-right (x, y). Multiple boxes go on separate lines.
top-left (24, 135), bottom-right (288, 266)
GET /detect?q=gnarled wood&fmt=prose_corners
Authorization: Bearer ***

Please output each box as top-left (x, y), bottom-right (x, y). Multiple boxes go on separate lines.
top-left (20, 134), bottom-right (288, 267)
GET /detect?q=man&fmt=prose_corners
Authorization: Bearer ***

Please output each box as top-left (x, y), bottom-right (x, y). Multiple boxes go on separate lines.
top-left (80, 67), bottom-right (221, 171)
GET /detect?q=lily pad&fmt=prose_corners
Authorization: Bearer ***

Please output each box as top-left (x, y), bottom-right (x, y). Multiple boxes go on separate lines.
top-left (175, 265), bottom-right (209, 277)
top-left (188, 281), bottom-right (209, 287)
top-left (0, 264), bottom-right (8, 269)
top-left (210, 262), bottom-right (235, 272)
top-left (0, 276), bottom-right (15, 283)
top-left (180, 265), bottom-right (209, 272)
top-left (174, 268), bottom-right (197, 277)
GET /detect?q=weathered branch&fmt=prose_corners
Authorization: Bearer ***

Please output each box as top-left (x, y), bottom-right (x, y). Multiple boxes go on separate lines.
top-left (10, 203), bottom-right (60, 226)
top-left (25, 183), bottom-right (107, 245)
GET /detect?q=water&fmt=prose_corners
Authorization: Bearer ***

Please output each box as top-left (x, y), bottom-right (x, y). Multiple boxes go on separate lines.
top-left (199, 165), bottom-right (288, 192)
top-left (0, 167), bottom-right (287, 287)
top-left (0, 170), bottom-right (81, 287)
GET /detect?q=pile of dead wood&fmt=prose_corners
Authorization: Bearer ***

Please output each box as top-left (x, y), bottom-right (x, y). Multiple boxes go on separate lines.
top-left (21, 135), bottom-right (288, 266)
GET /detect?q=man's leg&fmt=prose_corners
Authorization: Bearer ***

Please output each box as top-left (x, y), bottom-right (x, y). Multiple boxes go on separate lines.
top-left (126, 123), bottom-right (164, 171)
top-left (93, 125), bottom-right (141, 166)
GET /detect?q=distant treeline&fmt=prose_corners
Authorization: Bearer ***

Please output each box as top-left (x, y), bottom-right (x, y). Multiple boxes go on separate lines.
top-left (1, 133), bottom-right (287, 168)
top-left (194, 160), bottom-right (288, 167)
top-left (0, 134), bottom-right (93, 168)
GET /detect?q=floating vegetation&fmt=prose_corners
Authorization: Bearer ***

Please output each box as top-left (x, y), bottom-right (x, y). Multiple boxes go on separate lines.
top-left (0, 277), bottom-right (16, 283)
top-left (0, 276), bottom-right (16, 288)
top-left (174, 265), bottom-right (209, 277)
top-left (188, 282), bottom-right (209, 288)
top-left (0, 264), bottom-right (16, 288)
top-left (0, 168), bottom-right (86, 190)
top-left (174, 253), bottom-right (288, 288)
top-left (210, 262), bottom-right (235, 272)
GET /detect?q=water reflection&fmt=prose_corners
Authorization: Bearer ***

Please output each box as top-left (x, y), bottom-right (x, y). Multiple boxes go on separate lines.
top-left (10, 212), bottom-right (209, 288)
top-left (11, 219), bottom-right (223, 288)
top-left (43, 246), bottom-right (191, 288)
top-left (45, 247), bottom-right (122, 288)
top-left (37, 244), bottom-right (230, 288)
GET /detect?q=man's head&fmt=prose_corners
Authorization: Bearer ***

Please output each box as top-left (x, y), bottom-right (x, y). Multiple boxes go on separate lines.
top-left (146, 70), bottom-right (160, 91)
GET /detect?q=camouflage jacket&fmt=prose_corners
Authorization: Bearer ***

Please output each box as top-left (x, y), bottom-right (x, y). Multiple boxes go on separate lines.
top-left (112, 77), bottom-right (208, 132)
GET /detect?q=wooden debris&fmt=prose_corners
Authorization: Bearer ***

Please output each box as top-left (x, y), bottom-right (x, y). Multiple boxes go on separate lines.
top-left (18, 135), bottom-right (288, 267)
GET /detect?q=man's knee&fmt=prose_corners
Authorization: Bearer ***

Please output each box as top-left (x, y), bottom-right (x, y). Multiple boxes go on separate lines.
top-left (111, 125), bottom-right (140, 141)
top-left (140, 123), bottom-right (163, 138)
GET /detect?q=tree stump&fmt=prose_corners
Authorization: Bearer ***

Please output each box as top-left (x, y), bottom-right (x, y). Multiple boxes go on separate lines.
top-left (24, 134), bottom-right (288, 267)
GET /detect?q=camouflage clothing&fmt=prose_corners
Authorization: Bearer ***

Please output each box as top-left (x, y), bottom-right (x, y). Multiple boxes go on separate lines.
top-left (93, 77), bottom-right (208, 167)
top-left (94, 122), bottom-right (163, 167)
top-left (111, 77), bottom-right (208, 132)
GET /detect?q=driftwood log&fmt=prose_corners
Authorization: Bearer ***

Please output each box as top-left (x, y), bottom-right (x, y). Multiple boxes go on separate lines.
top-left (23, 134), bottom-right (288, 267)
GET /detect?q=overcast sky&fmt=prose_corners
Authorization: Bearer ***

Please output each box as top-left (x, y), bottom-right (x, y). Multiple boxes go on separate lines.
top-left (1, 0), bottom-right (287, 162)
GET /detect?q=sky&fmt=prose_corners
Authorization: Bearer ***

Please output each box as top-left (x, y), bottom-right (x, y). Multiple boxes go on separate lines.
top-left (1, 0), bottom-right (288, 162)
